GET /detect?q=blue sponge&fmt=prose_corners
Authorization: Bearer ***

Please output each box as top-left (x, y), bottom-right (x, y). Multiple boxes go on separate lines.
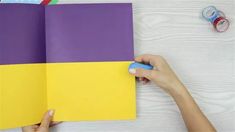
top-left (129, 62), bottom-right (153, 70)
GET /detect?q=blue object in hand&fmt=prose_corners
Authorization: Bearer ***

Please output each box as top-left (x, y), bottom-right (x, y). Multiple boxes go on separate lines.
top-left (129, 62), bottom-right (153, 70)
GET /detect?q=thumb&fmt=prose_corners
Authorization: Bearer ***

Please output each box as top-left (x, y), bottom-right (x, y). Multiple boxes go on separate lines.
top-left (39, 110), bottom-right (54, 129)
top-left (129, 68), bottom-right (156, 80)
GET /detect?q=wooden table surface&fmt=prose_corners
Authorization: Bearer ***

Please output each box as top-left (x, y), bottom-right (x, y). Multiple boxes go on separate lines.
top-left (2, 0), bottom-right (234, 132)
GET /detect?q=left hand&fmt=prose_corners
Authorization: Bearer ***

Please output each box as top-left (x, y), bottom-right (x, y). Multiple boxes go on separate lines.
top-left (22, 110), bottom-right (61, 132)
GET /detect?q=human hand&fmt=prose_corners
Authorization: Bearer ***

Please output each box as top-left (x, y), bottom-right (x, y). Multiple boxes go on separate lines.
top-left (129, 54), bottom-right (186, 96)
top-left (22, 110), bottom-right (60, 132)
top-left (129, 54), bottom-right (216, 131)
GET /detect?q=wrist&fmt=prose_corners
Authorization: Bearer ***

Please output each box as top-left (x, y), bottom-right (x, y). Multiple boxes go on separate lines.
top-left (168, 81), bottom-right (188, 99)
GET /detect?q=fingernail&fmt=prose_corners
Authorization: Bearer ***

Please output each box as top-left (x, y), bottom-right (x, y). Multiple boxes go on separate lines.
top-left (48, 110), bottom-right (54, 116)
top-left (129, 68), bottom-right (136, 74)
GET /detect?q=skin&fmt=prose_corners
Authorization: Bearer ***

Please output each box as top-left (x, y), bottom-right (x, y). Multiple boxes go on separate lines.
top-left (22, 110), bottom-right (60, 132)
top-left (23, 54), bottom-right (216, 132)
top-left (129, 54), bottom-right (216, 132)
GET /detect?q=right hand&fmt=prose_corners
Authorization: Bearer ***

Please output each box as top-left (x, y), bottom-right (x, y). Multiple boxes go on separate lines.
top-left (129, 54), bottom-right (216, 132)
top-left (129, 54), bottom-right (186, 96)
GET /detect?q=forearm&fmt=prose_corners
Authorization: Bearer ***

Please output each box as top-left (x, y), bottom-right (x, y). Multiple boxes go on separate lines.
top-left (170, 84), bottom-right (216, 132)
top-left (130, 54), bottom-right (216, 131)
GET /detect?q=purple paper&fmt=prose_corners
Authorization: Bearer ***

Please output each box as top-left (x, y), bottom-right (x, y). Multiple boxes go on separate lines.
top-left (0, 4), bottom-right (46, 65)
top-left (0, 3), bottom-right (134, 65)
top-left (45, 3), bottom-right (134, 62)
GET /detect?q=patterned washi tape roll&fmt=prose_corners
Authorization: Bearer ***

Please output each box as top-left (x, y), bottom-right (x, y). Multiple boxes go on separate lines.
top-left (202, 6), bottom-right (229, 32)
top-left (49, 0), bottom-right (58, 4)
top-left (213, 17), bottom-right (230, 32)
top-left (202, 6), bottom-right (218, 22)
top-left (40, 0), bottom-right (51, 5)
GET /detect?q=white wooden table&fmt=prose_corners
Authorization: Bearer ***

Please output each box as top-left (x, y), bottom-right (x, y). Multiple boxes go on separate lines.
top-left (2, 0), bottom-right (235, 131)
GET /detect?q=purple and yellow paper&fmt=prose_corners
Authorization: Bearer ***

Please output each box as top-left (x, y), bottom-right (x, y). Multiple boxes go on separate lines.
top-left (0, 3), bottom-right (136, 129)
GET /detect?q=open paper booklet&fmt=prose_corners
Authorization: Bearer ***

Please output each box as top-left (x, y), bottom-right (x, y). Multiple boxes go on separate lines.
top-left (0, 3), bottom-right (136, 129)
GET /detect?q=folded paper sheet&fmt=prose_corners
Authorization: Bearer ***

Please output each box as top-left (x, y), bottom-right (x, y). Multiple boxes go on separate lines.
top-left (47, 62), bottom-right (136, 121)
top-left (0, 3), bottom-right (135, 129)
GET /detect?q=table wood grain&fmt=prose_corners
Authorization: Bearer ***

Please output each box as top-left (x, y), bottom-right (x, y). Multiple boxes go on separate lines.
top-left (1, 0), bottom-right (234, 131)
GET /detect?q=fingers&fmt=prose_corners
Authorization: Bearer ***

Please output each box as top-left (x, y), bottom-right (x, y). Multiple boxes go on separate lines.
top-left (135, 54), bottom-right (166, 70)
top-left (50, 121), bottom-right (62, 127)
top-left (138, 77), bottom-right (144, 81)
top-left (39, 110), bottom-right (54, 129)
top-left (22, 110), bottom-right (55, 132)
top-left (129, 68), bottom-right (158, 80)
top-left (22, 125), bottom-right (38, 132)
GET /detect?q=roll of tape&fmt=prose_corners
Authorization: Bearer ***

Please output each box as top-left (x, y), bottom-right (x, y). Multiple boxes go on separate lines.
top-left (213, 17), bottom-right (230, 32)
top-left (202, 6), bottom-right (218, 22)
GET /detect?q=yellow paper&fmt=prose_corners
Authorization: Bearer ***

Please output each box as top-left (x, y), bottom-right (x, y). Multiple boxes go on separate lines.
top-left (0, 61), bottom-right (136, 129)
top-left (0, 67), bottom-right (3, 128)
top-left (47, 61), bottom-right (136, 121)
top-left (0, 64), bottom-right (47, 129)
